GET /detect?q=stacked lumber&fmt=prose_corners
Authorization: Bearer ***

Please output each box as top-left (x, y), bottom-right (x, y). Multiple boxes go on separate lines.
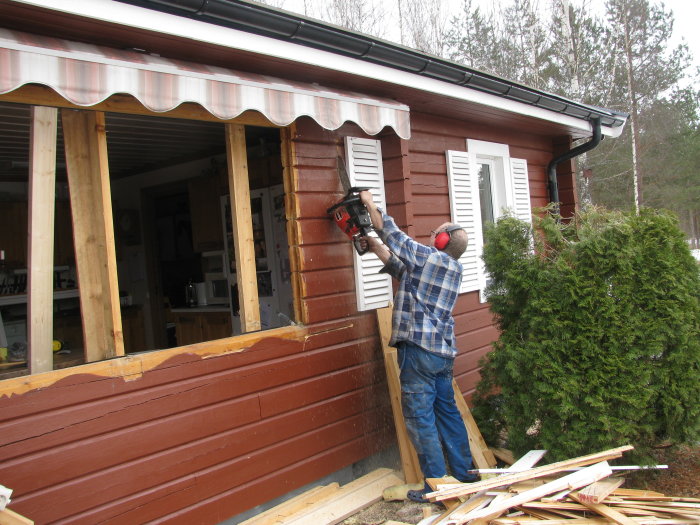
top-left (424, 445), bottom-right (700, 525)
top-left (239, 468), bottom-right (403, 525)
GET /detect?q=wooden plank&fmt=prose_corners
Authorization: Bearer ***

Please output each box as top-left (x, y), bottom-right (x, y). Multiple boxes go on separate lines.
top-left (569, 491), bottom-right (638, 525)
top-left (0, 508), bottom-right (34, 525)
top-left (239, 483), bottom-right (340, 525)
top-left (490, 447), bottom-right (516, 465)
top-left (225, 123), bottom-right (260, 332)
top-left (27, 106), bottom-right (58, 374)
top-left (61, 109), bottom-right (123, 362)
top-left (452, 379), bottom-right (498, 469)
top-left (447, 461), bottom-right (614, 523)
top-left (509, 450), bottom-right (548, 470)
top-left (375, 306), bottom-right (422, 484)
top-left (281, 468), bottom-right (403, 525)
top-left (578, 478), bottom-right (625, 504)
top-left (427, 445), bottom-right (633, 501)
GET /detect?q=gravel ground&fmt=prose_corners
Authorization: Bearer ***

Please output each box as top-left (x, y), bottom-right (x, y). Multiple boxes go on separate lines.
top-left (342, 444), bottom-right (700, 525)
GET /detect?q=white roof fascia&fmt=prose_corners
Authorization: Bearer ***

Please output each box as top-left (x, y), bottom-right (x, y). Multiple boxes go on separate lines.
top-left (10, 0), bottom-right (623, 138)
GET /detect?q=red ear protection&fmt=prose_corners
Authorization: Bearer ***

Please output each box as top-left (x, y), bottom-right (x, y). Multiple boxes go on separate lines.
top-left (434, 231), bottom-right (451, 250)
top-left (433, 225), bottom-right (463, 250)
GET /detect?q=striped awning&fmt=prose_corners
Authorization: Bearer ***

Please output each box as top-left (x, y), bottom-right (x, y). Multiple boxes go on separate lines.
top-left (0, 29), bottom-right (411, 139)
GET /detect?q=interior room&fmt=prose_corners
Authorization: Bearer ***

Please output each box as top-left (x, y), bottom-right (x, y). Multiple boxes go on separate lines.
top-left (0, 101), bottom-right (294, 379)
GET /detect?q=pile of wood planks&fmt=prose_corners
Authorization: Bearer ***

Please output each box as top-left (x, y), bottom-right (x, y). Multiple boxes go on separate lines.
top-left (423, 445), bottom-right (700, 524)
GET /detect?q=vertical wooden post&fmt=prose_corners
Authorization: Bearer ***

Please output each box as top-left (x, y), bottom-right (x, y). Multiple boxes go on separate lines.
top-left (225, 123), bottom-right (260, 332)
top-left (61, 109), bottom-right (124, 361)
top-left (28, 106), bottom-right (58, 373)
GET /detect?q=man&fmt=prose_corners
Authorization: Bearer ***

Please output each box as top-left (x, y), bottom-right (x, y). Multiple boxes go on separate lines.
top-left (358, 190), bottom-right (476, 504)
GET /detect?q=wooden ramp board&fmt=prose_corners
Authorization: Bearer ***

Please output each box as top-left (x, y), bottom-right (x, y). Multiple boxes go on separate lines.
top-left (239, 483), bottom-right (340, 525)
top-left (0, 508), bottom-right (34, 525)
top-left (278, 468), bottom-right (403, 525)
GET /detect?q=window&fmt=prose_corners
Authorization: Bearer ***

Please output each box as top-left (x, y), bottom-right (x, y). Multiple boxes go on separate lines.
top-left (0, 102), bottom-right (298, 380)
top-left (446, 140), bottom-right (531, 298)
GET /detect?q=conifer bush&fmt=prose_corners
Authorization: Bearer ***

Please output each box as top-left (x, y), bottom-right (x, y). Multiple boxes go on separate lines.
top-left (472, 207), bottom-right (700, 461)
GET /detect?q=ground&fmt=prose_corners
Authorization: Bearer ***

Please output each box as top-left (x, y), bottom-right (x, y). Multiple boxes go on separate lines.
top-left (341, 444), bottom-right (700, 525)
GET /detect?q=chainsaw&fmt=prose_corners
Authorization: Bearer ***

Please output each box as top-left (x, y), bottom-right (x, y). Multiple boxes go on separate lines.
top-left (327, 156), bottom-right (374, 255)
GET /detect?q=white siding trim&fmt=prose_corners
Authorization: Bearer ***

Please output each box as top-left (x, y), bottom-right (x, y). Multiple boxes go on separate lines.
top-left (346, 136), bottom-right (392, 311)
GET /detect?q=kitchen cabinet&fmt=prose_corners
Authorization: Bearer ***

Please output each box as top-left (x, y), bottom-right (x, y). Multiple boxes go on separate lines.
top-left (172, 309), bottom-right (232, 346)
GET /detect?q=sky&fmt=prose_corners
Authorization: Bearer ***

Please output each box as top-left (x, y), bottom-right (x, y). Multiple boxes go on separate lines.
top-left (273, 0), bottom-right (700, 75)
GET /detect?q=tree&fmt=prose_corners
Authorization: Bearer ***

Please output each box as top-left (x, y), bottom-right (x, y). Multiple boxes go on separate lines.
top-left (445, 0), bottom-right (500, 73)
top-left (473, 209), bottom-right (700, 461)
top-left (602, 0), bottom-right (691, 213)
top-left (398, 0), bottom-right (451, 56)
top-left (497, 0), bottom-right (552, 88)
top-left (322, 0), bottom-right (388, 38)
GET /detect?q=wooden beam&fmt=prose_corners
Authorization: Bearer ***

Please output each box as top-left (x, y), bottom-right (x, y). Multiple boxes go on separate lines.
top-left (452, 380), bottom-right (498, 469)
top-left (376, 306), bottom-right (422, 484)
top-left (0, 84), bottom-right (275, 127)
top-left (225, 123), bottom-right (260, 332)
top-left (27, 106), bottom-right (58, 373)
top-left (61, 109), bottom-right (124, 361)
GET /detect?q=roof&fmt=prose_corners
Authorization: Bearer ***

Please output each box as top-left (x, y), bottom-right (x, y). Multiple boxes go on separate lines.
top-left (1, 0), bottom-right (628, 139)
top-left (114, 0), bottom-right (628, 137)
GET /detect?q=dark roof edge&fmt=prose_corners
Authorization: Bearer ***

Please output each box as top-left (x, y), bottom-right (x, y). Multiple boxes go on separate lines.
top-left (114, 0), bottom-right (629, 130)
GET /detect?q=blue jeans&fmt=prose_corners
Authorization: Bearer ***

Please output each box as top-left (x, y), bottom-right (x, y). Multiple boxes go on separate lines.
top-left (397, 341), bottom-right (474, 486)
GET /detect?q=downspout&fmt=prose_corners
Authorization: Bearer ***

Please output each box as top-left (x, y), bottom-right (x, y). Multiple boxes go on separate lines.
top-left (547, 117), bottom-right (602, 210)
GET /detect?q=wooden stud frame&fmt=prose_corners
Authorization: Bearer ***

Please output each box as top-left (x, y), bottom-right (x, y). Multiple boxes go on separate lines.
top-left (27, 106), bottom-right (58, 373)
top-left (0, 87), bottom-right (301, 386)
top-left (225, 123), bottom-right (261, 333)
top-left (61, 109), bottom-right (124, 361)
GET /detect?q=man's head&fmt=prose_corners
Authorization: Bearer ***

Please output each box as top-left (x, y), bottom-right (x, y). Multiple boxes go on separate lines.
top-left (431, 222), bottom-right (468, 260)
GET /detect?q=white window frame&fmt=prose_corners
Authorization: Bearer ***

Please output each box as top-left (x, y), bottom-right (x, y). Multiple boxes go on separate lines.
top-left (446, 139), bottom-right (532, 301)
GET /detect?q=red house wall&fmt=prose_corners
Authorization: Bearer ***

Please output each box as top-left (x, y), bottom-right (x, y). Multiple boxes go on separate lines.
top-left (0, 112), bottom-right (572, 524)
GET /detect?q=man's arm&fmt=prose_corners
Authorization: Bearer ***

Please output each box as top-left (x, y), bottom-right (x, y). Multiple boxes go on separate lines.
top-left (360, 190), bottom-right (383, 230)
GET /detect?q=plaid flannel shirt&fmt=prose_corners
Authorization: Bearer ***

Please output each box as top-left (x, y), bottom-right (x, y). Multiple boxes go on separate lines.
top-left (377, 210), bottom-right (463, 358)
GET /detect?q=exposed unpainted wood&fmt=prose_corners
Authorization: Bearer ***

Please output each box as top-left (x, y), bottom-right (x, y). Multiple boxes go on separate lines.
top-left (448, 461), bottom-right (613, 523)
top-left (61, 109), bottom-right (124, 362)
top-left (0, 507), bottom-right (34, 525)
top-left (569, 491), bottom-right (638, 525)
top-left (490, 447), bottom-right (516, 465)
top-left (452, 379), bottom-right (498, 469)
top-left (427, 445), bottom-right (633, 502)
top-left (376, 307), bottom-right (422, 484)
top-left (225, 123), bottom-right (260, 332)
top-left (239, 483), bottom-right (340, 525)
top-left (27, 106), bottom-right (58, 373)
top-left (281, 468), bottom-right (403, 525)
top-left (0, 324), bottom-right (307, 398)
top-left (578, 477), bottom-right (625, 504)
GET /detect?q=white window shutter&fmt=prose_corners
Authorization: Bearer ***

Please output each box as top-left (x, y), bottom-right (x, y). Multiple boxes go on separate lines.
top-left (345, 136), bottom-right (392, 311)
top-left (446, 150), bottom-right (484, 294)
top-left (510, 158), bottom-right (532, 225)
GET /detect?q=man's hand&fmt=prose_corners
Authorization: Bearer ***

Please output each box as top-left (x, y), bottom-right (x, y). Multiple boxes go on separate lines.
top-left (359, 190), bottom-right (375, 210)
top-left (358, 235), bottom-right (382, 254)
top-left (359, 235), bottom-right (391, 264)
top-left (359, 190), bottom-right (383, 230)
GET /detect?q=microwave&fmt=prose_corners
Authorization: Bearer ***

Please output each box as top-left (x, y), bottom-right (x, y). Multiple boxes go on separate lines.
top-left (204, 273), bottom-right (230, 305)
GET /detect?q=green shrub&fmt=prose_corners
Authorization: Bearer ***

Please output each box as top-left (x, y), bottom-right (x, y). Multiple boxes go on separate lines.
top-left (472, 207), bottom-right (700, 462)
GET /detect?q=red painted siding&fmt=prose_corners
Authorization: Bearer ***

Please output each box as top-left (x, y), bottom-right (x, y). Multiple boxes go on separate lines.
top-left (0, 110), bottom-right (574, 524)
